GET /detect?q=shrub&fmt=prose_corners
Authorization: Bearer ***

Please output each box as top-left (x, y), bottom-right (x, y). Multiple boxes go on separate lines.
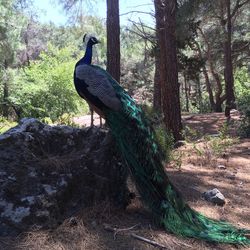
top-left (0, 116), bottom-right (17, 134)
top-left (142, 104), bottom-right (174, 162)
top-left (12, 45), bottom-right (88, 121)
top-left (234, 67), bottom-right (250, 138)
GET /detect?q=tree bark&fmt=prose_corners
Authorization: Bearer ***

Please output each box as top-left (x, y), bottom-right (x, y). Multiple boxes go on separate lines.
top-left (2, 60), bottom-right (9, 118)
top-left (154, 0), bottom-right (182, 141)
top-left (184, 73), bottom-right (189, 112)
top-left (196, 77), bottom-right (202, 112)
top-left (153, 46), bottom-right (162, 112)
top-left (153, 1), bottom-right (164, 112)
top-left (194, 40), bottom-right (215, 111)
top-left (106, 0), bottom-right (120, 83)
top-left (224, 0), bottom-right (236, 117)
top-left (212, 70), bottom-right (224, 112)
top-left (199, 27), bottom-right (225, 112)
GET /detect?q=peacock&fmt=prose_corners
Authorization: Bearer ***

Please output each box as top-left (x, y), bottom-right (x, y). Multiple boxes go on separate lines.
top-left (73, 35), bottom-right (250, 245)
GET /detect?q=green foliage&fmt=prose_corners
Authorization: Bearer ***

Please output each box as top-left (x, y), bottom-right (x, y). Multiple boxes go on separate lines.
top-left (142, 104), bottom-right (186, 170)
top-left (199, 96), bottom-right (212, 113)
top-left (237, 110), bottom-right (250, 138)
top-left (0, 0), bottom-right (25, 66)
top-left (40, 117), bottom-right (53, 125)
top-left (1, 13), bottom-right (106, 121)
top-left (0, 116), bottom-right (17, 134)
top-left (154, 124), bottom-right (174, 161)
top-left (0, 0), bottom-right (27, 119)
top-left (185, 121), bottom-right (238, 166)
top-left (234, 67), bottom-right (250, 137)
top-left (218, 122), bottom-right (230, 139)
top-left (192, 134), bottom-right (238, 166)
top-left (208, 136), bottom-right (237, 157)
top-left (0, 10), bottom-right (154, 121)
top-left (183, 125), bottom-right (202, 141)
top-left (56, 113), bottom-right (79, 127)
top-left (142, 104), bottom-right (174, 162)
top-left (235, 67), bottom-right (250, 113)
top-left (120, 27), bottom-right (154, 97)
top-left (170, 150), bottom-right (184, 170)
top-left (12, 45), bottom-right (88, 121)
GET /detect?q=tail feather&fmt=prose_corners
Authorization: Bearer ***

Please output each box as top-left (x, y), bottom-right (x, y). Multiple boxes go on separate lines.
top-left (103, 74), bottom-right (250, 245)
top-left (105, 109), bottom-right (250, 244)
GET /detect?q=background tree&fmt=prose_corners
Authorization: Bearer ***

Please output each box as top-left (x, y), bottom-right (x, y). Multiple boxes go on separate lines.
top-left (154, 0), bottom-right (182, 141)
top-left (106, 0), bottom-right (120, 82)
top-left (222, 0), bottom-right (250, 117)
top-left (153, 5), bottom-right (163, 113)
top-left (191, 0), bottom-right (250, 113)
top-left (0, 0), bottom-right (24, 118)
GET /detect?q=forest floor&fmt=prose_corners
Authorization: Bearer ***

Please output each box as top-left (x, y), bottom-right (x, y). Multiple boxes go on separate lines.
top-left (1, 112), bottom-right (250, 250)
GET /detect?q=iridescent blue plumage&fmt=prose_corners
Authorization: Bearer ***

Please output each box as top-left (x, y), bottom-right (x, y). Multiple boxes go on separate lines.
top-left (73, 36), bottom-right (250, 245)
top-left (77, 36), bottom-right (99, 65)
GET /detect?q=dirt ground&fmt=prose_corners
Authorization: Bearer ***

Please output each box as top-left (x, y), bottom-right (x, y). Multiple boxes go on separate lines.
top-left (1, 112), bottom-right (249, 250)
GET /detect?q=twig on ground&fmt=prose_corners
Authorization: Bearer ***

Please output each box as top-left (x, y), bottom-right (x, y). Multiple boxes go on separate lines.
top-left (171, 239), bottom-right (193, 248)
top-left (114, 224), bottom-right (140, 239)
top-left (103, 224), bottom-right (171, 249)
top-left (131, 233), bottom-right (170, 249)
top-left (103, 223), bottom-right (140, 239)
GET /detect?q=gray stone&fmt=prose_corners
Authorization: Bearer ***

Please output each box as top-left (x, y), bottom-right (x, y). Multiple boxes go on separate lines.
top-left (217, 165), bottom-right (226, 170)
top-left (174, 140), bottom-right (186, 148)
top-left (0, 118), bottom-right (130, 236)
top-left (226, 173), bottom-right (236, 180)
top-left (202, 188), bottom-right (226, 206)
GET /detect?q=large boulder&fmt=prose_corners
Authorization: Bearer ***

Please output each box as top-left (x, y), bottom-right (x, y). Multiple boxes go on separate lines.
top-left (0, 118), bottom-right (129, 236)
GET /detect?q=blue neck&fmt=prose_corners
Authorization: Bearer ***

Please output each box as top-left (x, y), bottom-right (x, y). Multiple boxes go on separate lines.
top-left (81, 41), bottom-right (93, 65)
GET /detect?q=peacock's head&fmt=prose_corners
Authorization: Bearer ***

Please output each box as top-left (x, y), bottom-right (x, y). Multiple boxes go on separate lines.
top-left (83, 34), bottom-right (100, 46)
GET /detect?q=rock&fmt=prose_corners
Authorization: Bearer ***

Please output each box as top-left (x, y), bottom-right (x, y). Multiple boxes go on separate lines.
top-left (210, 134), bottom-right (220, 137)
top-left (68, 217), bottom-right (78, 227)
top-left (0, 118), bottom-right (130, 236)
top-left (174, 140), bottom-right (186, 148)
top-left (226, 173), bottom-right (236, 180)
top-left (202, 188), bottom-right (226, 206)
top-left (217, 164), bottom-right (226, 170)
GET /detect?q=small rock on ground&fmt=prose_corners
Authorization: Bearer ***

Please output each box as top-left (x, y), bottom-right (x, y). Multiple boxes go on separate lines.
top-left (202, 188), bottom-right (226, 206)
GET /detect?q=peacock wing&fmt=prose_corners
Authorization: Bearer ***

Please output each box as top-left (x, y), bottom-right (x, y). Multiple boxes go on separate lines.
top-left (75, 64), bottom-right (122, 111)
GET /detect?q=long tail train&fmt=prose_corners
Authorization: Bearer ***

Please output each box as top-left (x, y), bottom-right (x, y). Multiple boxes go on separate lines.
top-left (104, 71), bottom-right (250, 245)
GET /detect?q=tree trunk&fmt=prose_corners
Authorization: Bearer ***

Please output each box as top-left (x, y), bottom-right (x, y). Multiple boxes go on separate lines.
top-left (184, 73), bottom-right (189, 112)
top-left (153, 46), bottom-right (162, 111)
top-left (106, 0), bottom-right (120, 83)
top-left (214, 102), bottom-right (223, 112)
top-left (194, 40), bottom-right (215, 111)
top-left (196, 77), bottom-right (202, 112)
top-left (153, 1), bottom-right (164, 113)
top-left (202, 66), bottom-right (215, 111)
top-left (153, 51), bottom-right (162, 112)
top-left (224, 0), bottom-right (236, 117)
top-left (154, 0), bottom-right (182, 141)
top-left (2, 60), bottom-right (9, 118)
top-left (199, 27), bottom-right (226, 112)
top-left (213, 70), bottom-right (224, 112)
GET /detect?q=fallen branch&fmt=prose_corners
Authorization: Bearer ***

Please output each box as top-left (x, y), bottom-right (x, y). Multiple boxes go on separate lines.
top-left (103, 223), bottom-right (140, 239)
top-left (171, 239), bottom-right (193, 248)
top-left (103, 224), bottom-right (171, 249)
top-left (131, 233), bottom-right (170, 249)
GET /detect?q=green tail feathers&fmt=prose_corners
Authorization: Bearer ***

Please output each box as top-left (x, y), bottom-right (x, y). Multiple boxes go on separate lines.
top-left (99, 67), bottom-right (250, 245)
